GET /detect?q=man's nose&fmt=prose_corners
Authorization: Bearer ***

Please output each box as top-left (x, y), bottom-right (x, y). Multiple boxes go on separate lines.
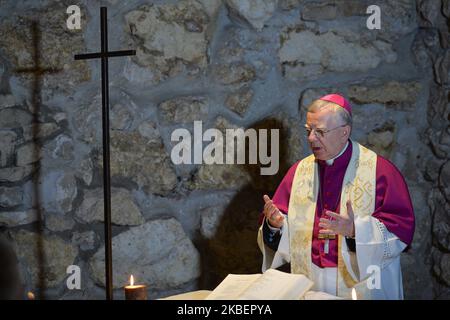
top-left (307, 131), bottom-right (317, 143)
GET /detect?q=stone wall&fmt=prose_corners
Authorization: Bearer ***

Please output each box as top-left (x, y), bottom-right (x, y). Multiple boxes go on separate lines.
top-left (416, 0), bottom-right (450, 300)
top-left (0, 0), bottom-right (448, 299)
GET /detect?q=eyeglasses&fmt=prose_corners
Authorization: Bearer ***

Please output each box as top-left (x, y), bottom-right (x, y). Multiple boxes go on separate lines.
top-left (303, 125), bottom-right (347, 138)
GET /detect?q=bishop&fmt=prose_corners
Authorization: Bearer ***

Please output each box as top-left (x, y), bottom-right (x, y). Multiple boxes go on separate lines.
top-left (258, 94), bottom-right (415, 299)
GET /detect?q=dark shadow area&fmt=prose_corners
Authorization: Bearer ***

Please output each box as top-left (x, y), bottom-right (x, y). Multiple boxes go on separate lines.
top-left (197, 117), bottom-right (294, 290)
top-left (0, 232), bottom-right (23, 299)
top-left (13, 21), bottom-right (61, 299)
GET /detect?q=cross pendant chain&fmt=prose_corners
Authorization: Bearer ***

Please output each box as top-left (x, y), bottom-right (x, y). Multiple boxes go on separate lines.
top-left (320, 233), bottom-right (335, 255)
top-left (318, 233), bottom-right (336, 240)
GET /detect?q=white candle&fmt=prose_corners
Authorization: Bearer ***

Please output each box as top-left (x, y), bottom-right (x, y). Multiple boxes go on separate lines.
top-left (124, 275), bottom-right (147, 300)
top-left (351, 288), bottom-right (357, 300)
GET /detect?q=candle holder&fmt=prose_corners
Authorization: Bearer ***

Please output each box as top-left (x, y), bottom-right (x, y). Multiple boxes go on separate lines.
top-left (124, 275), bottom-right (147, 300)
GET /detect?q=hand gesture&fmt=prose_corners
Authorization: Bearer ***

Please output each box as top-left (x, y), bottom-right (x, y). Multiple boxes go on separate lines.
top-left (263, 195), bottom-right (284, 228)
top-left (318, 200), bottom-right (355, 238)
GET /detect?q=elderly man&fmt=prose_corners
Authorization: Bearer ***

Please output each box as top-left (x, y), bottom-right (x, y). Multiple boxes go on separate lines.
top-left (257, 94), bottom-right (415, 299)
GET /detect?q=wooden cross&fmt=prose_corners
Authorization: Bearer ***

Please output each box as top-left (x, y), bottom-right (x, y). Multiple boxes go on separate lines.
top-left (74, 7), bottom-right (135, 300)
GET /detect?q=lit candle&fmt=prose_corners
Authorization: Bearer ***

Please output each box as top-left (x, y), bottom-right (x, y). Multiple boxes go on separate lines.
top-left (351, 288), bottom-right (357, 300)
top-left (124, 275), bottom-right (147, 300)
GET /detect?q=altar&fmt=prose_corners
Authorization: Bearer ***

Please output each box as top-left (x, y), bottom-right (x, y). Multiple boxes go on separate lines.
top-left (160, 290), bottom-right (343, 300)
top-left (160, 268), bottom-right (345, 300)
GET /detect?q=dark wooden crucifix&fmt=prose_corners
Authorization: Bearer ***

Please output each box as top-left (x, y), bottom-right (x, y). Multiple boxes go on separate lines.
top-left (74, 7), bottom-right (135, 300)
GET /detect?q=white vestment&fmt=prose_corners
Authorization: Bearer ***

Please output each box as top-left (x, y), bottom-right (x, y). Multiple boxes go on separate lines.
top-left (257, 141), bottom-right (408, 300)
top-left (258, 215), bottom-right (406, 299)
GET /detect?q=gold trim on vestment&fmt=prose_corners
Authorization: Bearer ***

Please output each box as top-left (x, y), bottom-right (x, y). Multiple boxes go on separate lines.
top-left (288, 140), bottom-right (377, 299)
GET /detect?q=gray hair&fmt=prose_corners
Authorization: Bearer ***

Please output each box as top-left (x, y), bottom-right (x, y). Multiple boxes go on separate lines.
top-left (307, 99), bottom-right (353, 128)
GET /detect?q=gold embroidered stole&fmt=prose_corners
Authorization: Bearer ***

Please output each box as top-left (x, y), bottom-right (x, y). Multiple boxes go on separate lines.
top-left (287, 140), bottom-right (377, 298)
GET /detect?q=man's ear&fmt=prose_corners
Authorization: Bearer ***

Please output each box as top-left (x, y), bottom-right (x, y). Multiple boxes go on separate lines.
top-left (342, 125), bottom-right (350, 139)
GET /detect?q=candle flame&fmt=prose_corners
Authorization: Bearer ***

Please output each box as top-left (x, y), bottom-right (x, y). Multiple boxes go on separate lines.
top-left (351, 288), bottom-right (357, 300)
top-left (130, 275), bottom-right (134, 286)
top-left (27, 291), bottom-right (35, 300)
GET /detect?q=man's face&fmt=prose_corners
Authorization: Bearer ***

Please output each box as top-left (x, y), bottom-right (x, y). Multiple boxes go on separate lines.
top-left (305, 108), bottom-right (349, 160)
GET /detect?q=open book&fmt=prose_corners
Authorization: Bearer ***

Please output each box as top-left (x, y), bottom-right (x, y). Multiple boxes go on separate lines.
top-left (205, 269), bottom-right (314, 300)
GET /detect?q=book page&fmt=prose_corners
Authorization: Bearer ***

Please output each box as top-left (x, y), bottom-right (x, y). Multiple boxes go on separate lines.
top-left (205, 274), bottom-right (261, 300)
top-left (238, 269), bottom-right (314, 300)
top-left (303, 291), bottom-right (343, 300)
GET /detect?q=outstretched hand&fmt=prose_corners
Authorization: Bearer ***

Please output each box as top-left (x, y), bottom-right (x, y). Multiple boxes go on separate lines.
top-left (263, 195), bottom-right (284, 228)
top-left (318, 200), bottom-right (355, 237)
